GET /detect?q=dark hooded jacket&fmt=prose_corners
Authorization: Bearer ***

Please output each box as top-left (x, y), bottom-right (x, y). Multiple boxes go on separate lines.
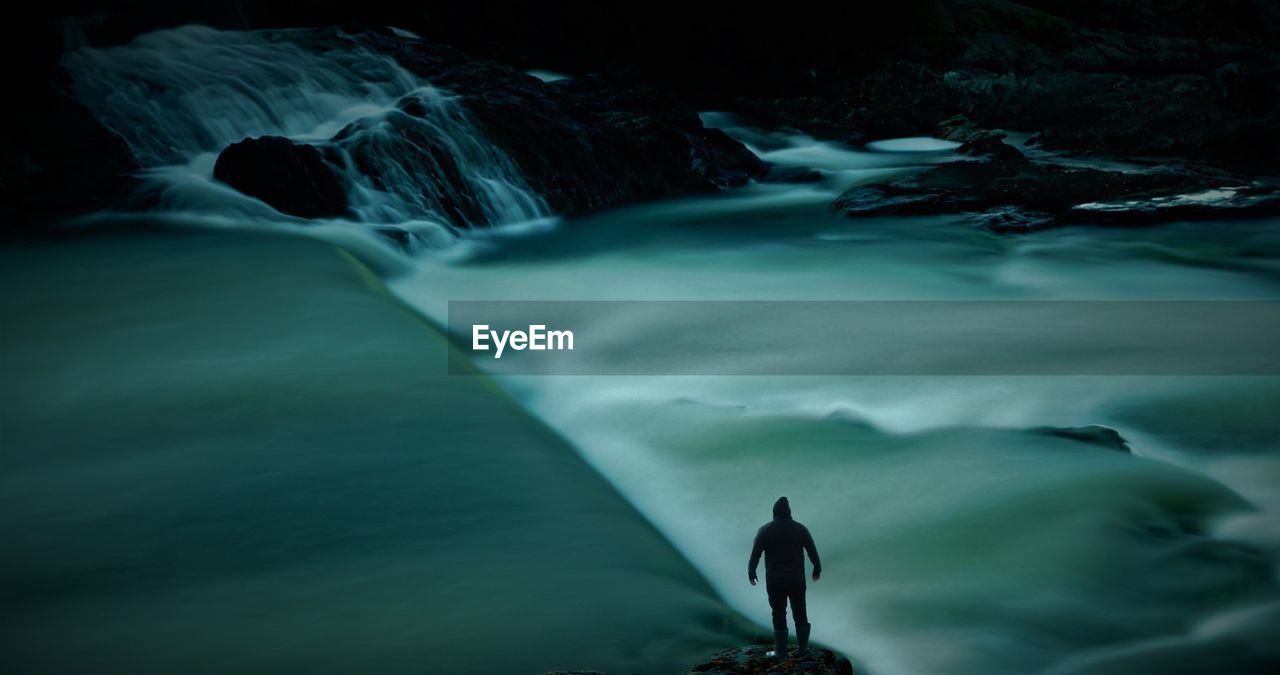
top-left (748, 497), bottom-right (822, 584)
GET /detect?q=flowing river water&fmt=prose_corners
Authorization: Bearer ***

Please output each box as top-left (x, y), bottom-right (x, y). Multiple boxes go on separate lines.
top-left (39, 24), bottom-right (1280, 674)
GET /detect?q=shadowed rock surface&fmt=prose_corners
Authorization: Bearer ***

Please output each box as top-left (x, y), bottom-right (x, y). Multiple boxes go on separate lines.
top-left (205, 29), bottom-right (766, 227)
top-left (213, 136), bottom-right (350, 219)
top-left (833, 152), bottom-right (1280, 232)
top-left (358, 30), bottom-right (768, 215)
top-left (19, 1), bottom-right (1280, 234)
top-left (690, 645), bottom-right (856, 674)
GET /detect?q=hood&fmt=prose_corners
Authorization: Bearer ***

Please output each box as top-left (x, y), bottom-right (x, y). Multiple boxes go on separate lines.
top-left (773, 496), bottom-right (792, 519)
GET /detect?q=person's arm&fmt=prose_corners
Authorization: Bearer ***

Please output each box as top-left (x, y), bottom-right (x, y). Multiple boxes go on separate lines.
top-left (748, 527), bottom-right (764, 585)
top-left (804, 527), bottom-right (822, 582)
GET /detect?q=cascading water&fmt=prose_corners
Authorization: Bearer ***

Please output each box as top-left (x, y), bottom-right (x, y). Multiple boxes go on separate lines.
top-left (62, 25), bottom-right (546, 235)
top-left (52, 24), bottom-right (1280, 675)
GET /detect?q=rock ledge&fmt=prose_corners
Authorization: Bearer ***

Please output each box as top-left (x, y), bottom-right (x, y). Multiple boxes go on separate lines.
top-left (689, 645), bottom-right (855, 674)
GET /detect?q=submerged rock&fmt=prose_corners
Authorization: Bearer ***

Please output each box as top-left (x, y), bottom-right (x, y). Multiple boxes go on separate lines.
top-left (689, 645), bottom-right (855, 674)
top-left (1035, 425), bottom-right (1132, 453)
top-left (973, 206), bottom-right (1056, 233)
top-left (213, 136), bottom-right (348, 219)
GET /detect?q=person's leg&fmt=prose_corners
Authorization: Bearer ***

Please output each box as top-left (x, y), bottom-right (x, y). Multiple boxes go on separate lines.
top-left (789, 583), bottom-right (811, 656)
top-left (766, 583), bottom-right (789, 632)
top-left (766, 583), bottom-right (789, 656)
top-left (789, 583), bottom-right (808, 627)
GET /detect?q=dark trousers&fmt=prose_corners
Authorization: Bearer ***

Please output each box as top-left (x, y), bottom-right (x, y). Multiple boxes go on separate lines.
top-left (766, 581), bottom-right (807, 632)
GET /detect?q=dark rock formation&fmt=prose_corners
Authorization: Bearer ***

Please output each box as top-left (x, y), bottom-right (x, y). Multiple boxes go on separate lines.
top-left (212, 136), bottom-right (349, 219)
top-left (832, 154), bottom-right (1280, 233)
top-left (973, 206), bottom-right (1056, 232)
top-left (207, 30), bottom-right (767, 225)
top-left (25, 1), bottom-right (1280, 231)
top-left (357, 31), bottom-right (768, 216)
top-left (329, 101), bottom-right (495, 227)
top-left (1035, 425), bottom-right (1132, 453)
top-left (690, 645), bottom-right (855, 674)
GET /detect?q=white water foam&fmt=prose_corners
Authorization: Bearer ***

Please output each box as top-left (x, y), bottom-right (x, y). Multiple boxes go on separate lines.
top-left (64, 26), bottom-right (546, 232)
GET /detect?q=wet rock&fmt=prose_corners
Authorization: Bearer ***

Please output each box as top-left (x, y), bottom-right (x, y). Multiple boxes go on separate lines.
top-left (374, 227), bottom-right (412, 248)
top-left (689, 645), bottom-right (855, 674)
top-left (1068, 185), bottom-right (1280, 226)
top-left (357, 31), bottom-right (767, 217)
top-left (832, 155), bottom-right (1280, 232)
top-left (204, 29), bottom-right (765, 226)
top-left (832, 184), bottom-right (984, 216)
top-left (935, 115), bottom-right (986, 144)
top-left (974, 206), bottom-right (1056, 233)
top-left (957, 135), bottom-right (1024, 160)
top-left (1035, 425), bottom-right (1132, 453)
top-left (330, 103), bottom-right (495, 227)
top-left (213, 136), bottom-right (348, 219)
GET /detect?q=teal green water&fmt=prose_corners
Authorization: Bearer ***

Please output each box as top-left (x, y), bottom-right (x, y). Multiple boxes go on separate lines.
top-left (0, 231), bottom-right (756, 674)
top-left (41, 25), bottom-right (1280, 672)
top-left (393, 193), bottom-right (1280, 675)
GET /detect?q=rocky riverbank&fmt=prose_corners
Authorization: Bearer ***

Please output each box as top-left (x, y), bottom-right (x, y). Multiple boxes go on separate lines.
top-left (208, 29), bottom-right (766, 228)
top-left (11, 1), bottom-right (1280, 236)
top-left (831, 141), bottom-right (1280, 232)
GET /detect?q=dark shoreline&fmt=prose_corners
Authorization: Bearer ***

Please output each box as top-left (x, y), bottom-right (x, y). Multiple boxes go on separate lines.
top-left (9, 1), bottom-right (1280, 237)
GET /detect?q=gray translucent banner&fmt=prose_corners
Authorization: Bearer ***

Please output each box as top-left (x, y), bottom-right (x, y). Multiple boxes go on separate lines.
top-left (446, 301), bottom-right (1280, 375)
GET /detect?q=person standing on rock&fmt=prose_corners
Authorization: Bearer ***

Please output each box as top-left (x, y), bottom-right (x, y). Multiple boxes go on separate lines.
top-left (748, 496), bottom-right (822, 658)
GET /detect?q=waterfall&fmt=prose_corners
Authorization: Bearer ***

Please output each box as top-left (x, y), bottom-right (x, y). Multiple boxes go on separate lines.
top-left (62, 25), bottom-right (547, 230)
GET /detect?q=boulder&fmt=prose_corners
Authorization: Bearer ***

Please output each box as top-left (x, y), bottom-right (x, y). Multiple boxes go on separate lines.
top-left (213, 136), bottom-right (348, 219)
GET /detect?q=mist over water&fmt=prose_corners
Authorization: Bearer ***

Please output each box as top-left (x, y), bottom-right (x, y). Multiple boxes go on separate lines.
top-left (395, 203), bottom-right (1280, 675)
top-left (53, 25), bottom-right (1280, 675)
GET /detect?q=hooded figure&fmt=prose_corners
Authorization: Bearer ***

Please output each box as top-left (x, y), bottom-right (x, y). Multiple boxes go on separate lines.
top-left (748, 496), bottom-right (822, 658)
